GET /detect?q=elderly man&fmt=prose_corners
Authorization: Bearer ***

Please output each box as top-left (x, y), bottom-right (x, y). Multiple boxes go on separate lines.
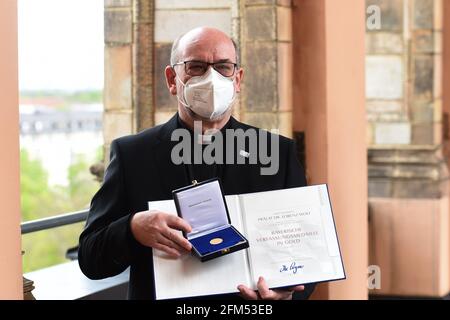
top-left (78, 27), bottom-right (315, 300)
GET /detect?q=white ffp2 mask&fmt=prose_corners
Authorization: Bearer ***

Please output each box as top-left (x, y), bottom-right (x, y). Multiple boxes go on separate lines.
top-left (176, 68), bottom-right (236, 120)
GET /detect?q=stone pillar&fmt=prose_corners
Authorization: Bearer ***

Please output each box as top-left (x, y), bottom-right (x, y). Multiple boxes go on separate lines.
top-left (366, 0), bottom-right (443, 146)
top-left (443, 0), bottom-right (450, 165)
top-left (443, 0), bottom-right (450, 290)
top-left (293, 0), bottom-right (369, 299)
top-left (104, 0), bottom-right (156, 160)
top-left (104, 0), bottom-right (135, 159)
top-left (0, 0), bottom-right (23, 299)
top-left (366, 0), bottom-right (408, 145)
top-left (239, 0), bottom-right (293, 138)
top-left (133, 0), bottom-right (155, 132)
top-left (367, 0), bottom-right (450, 297)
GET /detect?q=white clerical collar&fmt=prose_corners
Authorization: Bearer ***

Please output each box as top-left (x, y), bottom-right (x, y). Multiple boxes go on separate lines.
top-left (197, 134), bottom-right (213, 145)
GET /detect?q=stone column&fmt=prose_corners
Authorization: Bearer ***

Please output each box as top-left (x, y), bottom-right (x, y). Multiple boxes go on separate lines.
top-left (443, 0), bottom-right (450, 168)
top-left (0, 0), bottom-right (23, 299)
top-left (104, 0), bottom-right (135, 159)
top-left (239, 0), bottom-right (294, 138)
top-left (133, 0), bottom-right (155, 132)
top-left (367, 0), bottom-right (450, 297)
top-left (104, 0), bottom-right (155, 160)
top-left (293, 0), bottom-right (369, 299)
top-left (366, 0), bottom-right (444, 147)
top-left (443, 0), bottom-right (450, 291)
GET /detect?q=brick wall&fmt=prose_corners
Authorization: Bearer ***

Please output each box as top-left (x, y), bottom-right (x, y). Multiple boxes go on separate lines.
top-left (366, 0), bottom-right (443, 146)
top-left (366, 0), bottom-right (447, 200)
top-left (366, 0), bottom-right (407, 145)
top-left (153, 0), bottom-right (235, 125)
top-left (366, 0), bottom-right (450, 297)
top-left (103, 0), bottom-right (297, 158)
top-left (104, 0), bottom-right (134, 159)
top-left (240, 0), bottom-right (293, 138)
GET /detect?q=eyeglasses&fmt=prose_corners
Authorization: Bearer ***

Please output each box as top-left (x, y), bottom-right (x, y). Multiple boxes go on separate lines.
top-left (172, 60), bottom-right (237, 77)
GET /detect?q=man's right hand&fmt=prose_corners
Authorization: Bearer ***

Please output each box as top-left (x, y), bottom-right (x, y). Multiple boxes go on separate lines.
top-left (130, 211), bottom-right (192, 258)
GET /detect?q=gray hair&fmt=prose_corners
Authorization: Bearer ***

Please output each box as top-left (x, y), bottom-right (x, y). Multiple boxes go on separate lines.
top-left (170, 34), bottom-right (240, 67)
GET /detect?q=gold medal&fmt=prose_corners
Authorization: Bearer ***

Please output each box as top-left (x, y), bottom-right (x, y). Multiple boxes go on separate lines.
top-left (210, 238), bottom-right (223, 245)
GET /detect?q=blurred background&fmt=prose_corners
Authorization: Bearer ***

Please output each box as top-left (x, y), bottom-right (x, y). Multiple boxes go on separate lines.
top-left (1, 0), bottom-right (450, 300)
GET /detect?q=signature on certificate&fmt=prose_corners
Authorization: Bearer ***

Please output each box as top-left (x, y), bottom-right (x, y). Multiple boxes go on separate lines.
top-left (280, 262), bottom-right (304, 274)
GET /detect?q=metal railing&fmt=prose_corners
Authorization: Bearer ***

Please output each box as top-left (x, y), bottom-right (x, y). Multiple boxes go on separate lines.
top-left (20, 209), bottom-right (129, 300)
top-left (21, 209), bottom-right (89, 234)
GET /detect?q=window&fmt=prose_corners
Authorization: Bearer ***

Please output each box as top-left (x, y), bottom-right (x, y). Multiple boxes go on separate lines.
top-left (18, 0), bottom-right (104, 273)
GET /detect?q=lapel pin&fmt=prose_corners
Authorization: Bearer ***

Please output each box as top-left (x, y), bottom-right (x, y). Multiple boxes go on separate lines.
top-left (240, 150), bottom-right (250, 158)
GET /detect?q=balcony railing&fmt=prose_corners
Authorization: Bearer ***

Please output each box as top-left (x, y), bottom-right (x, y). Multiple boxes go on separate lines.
top-left (21, 210), bottom-right (129, 300)
top-left (21, 209), bottom-right (89, 234)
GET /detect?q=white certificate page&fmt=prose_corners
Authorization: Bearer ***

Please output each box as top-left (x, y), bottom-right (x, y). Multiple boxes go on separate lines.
top-left (149, 196), bottom-right (251, 300)
top-left (240, 184), bottom-right (345, 289)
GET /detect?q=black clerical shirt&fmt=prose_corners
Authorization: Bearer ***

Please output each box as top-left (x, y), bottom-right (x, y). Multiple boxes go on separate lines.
top-left (78, 113), bottom-right (315, 300)
top-left (176, 115), bottom-right (232, 184)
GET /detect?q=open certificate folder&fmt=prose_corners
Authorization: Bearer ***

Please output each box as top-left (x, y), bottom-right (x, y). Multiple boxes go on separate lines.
top-left (148, 184), bottom-right (346, 300)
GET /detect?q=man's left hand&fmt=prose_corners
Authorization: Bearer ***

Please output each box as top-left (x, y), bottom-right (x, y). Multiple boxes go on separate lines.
top-left (238, 276), bottom-right (305, 300)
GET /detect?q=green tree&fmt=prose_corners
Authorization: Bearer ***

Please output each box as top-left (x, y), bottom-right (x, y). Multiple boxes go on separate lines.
top-left (67, 155), bottom-right (99, 208)
top-left (20, 150), bottom-right (53, 221)
top-left (21, 149), bottom-right (101, 273)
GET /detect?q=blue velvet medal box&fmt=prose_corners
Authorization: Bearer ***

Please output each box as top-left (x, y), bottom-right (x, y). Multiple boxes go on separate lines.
top-left (172, 178), bottom-right (249, 262)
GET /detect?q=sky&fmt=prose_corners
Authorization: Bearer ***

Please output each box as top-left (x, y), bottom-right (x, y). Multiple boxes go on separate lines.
top-left (18, 0), bottom-right (104, 92)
